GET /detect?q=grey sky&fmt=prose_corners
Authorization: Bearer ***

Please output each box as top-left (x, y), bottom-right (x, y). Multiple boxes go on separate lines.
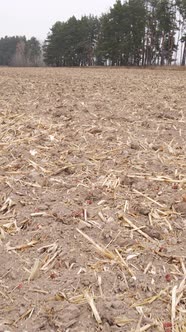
top-left (0, 0), bottom-right (116, 41)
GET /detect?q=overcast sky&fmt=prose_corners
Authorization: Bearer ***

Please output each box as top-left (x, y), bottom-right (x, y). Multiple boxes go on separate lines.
top-left (0, 0), bottom-right (116, 41)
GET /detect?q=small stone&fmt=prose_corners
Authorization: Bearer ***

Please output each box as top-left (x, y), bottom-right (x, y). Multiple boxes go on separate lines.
top-left (110, 301), bottom-right (123, 309)
top-left (102, 322), bottom-right (111, 332)
top-left (120, 176), bottom-right (135, 186)
top-left (81, 279), bottom-right (90, 286)
top-left (175, 202), bottom-right (186, 217)
top-left (138, 206), bottom-right (150, 216)
top-left (128, 277), bottom-right (136, 288)
top-left (145, 228), bottom-right (162, 240)
top-left (168, 237), bottom-right (177, 245)
top-left (118, 281), bottom-right (128, 292)
top-left (90, 128), bottom-right (102, 134)
top-left (37, 204), bottom-right (49, 211)
top-left (19, 304), bottom-right (26, 315)
top-left (152, 145), bottom-right (160, 151)
top-left (130, 142), bottom-right (140, 150)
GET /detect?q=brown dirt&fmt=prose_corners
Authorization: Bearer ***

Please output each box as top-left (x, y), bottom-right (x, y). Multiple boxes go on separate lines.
top-left (0, 67), bottom-right (186, 332)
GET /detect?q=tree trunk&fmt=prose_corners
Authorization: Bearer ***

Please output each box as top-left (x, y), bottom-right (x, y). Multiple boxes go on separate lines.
top-left (181, 41), bottom-right (186, 66)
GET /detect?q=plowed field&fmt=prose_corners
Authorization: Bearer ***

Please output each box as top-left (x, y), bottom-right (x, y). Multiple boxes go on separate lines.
top-left (0, 67), bottom-right (186, 331)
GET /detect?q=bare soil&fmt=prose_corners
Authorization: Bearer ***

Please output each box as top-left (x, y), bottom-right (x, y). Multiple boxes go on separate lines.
top-left (0, 67), bottom-right (186, 332)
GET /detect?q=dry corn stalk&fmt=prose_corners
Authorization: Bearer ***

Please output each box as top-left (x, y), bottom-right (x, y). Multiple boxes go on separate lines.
top-left (28, 259), bottom-right (40, 282)
top-left (84, 290), bottom-right (102, 324)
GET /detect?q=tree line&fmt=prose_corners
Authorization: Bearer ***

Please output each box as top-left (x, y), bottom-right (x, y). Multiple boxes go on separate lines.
top-left (0, 0), bottom-right (186, 67)
top-left (0, 36), bottom-right (42, 67)
top-left (43, 0), bottom-right (186, 66)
